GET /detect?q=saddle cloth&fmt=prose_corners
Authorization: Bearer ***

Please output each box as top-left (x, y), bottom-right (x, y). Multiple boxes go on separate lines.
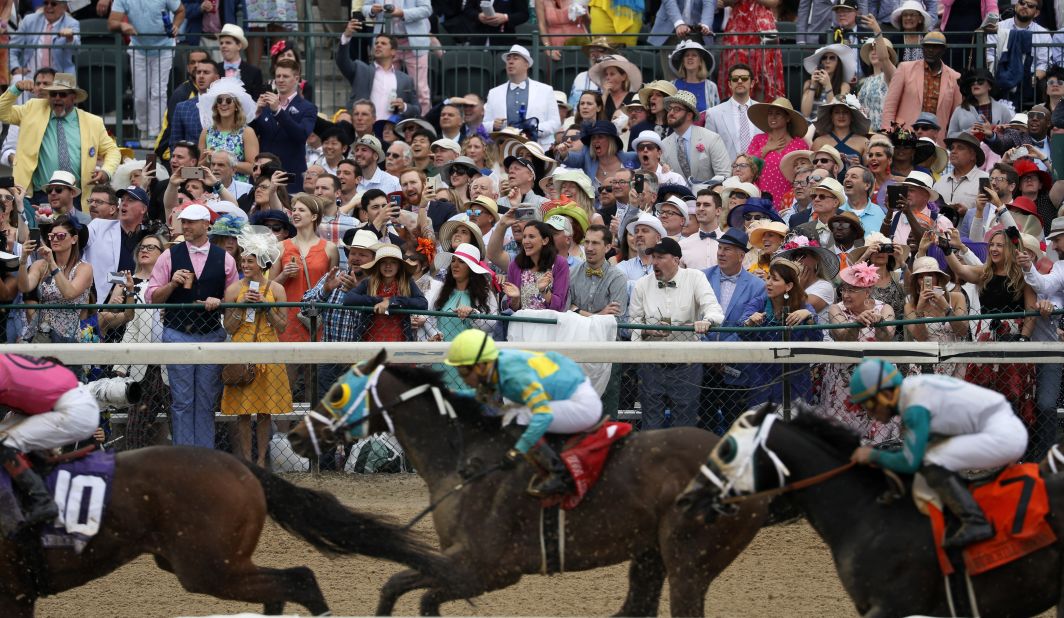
top-left (0, 450), bottom-right (115, 552)
top-left (915, 463), bottom-right (1056, 576)
top-left (542, 421), bottom-right (633, 511)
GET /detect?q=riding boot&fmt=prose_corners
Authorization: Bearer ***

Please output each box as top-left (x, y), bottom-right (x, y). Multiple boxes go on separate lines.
top-left (0, 444), bottom-right (58, 528)
top-left (526, 444), bottom-right (574, 499)
top-left (922, 464), bottom-right (994, 549)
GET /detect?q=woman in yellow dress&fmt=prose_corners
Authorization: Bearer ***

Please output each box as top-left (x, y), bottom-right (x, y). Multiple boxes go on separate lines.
top-left (221, 226), bottom-right (291, 466)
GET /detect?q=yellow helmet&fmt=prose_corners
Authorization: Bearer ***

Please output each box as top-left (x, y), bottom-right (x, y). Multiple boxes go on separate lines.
top-left (444, 329), bottom-right (499, 366)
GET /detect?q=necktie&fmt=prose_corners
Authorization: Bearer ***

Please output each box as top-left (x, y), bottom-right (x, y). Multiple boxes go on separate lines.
top-left (699, 231), bottom-right (717, 240)
top-left (586, 267), bottom-right (604, 278)
top-left (55, 117), bottom-right (71, 173)
top-left (40, 20), bottom-right (53, 71)
top-left (677, 136), bottom-right (692, 181)
top-left (738, 103), bottom-right (751, 151)
top-left (657, 280), bottom-right (677, 289)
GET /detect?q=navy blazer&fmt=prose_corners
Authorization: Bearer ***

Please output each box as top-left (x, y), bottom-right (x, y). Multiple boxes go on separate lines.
top-left (249, 95), bottom-right (318, 193)
top-left (702, 267), bottom-right (766, 342)
top-left (170, 98), bottom-right (202, 153)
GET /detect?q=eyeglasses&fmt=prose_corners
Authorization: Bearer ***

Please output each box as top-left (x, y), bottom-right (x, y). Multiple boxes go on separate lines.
top-left (47, 232), bottom-right (69, 240)
top-left (729, 75), bottom-right (751, 83)
top-left (731, 162), bottom-right (751, 169)
top-left (658, 209), bottom-right (682, 218)
top-left (465, 208), bottom-right (483, 217)
top-left (813, 157), bottom-right (834, 165)
top-left (263, 223), bottom-right (286, 232)
top-left (1019, 0), bottom-right (1039, 8)
top-left (87, 198), bottom-right (114, 206)
top-left (137, 244), bottom-right (162, 253)
top-left (0, 195), bottom-right (14, 203)
top-left (255, 184), bottom-right (270, 191)
top-left (666, 106), bottom-right (687, 114)
top-left (47, 186), bottom-right (69, 194)
top-left (597, 186), bottom-right (613, 194)
top-left (793, 178), bottom-right (810, 186)
top-left (611, 180), bottom-right (630, 188)
top-left (216, 96), bottom-right (235, 105)
top-left (742, 213), bottom-right (764, 222)
top-left (1048, 79), bottom-right (1064, 86)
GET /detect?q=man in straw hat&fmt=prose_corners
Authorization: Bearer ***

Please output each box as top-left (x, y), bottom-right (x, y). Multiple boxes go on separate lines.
top-left (108, 0), bottom-right (185, 139)
top-left (934, 131), bottom-right (988, 220)
top-left (881, 31), bottom-right (962, 141)
top-left (661, 91), bottom-right (730, 184)
top-left (216, 24), bottom-right (264, 98)
top-left (890, 170), bottom-right (953, 245)
top-left (484, 45), bottom-right (561, 148)
top-left (1, 74), bottom-right (120, 215)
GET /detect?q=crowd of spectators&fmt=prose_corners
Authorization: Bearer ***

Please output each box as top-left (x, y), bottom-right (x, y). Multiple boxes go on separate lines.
top-left (0, 0), bottom-right (1062, 466)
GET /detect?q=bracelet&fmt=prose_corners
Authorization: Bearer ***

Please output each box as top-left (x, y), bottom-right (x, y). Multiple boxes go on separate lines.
top-left (49, 267), bottom-right (60, 277)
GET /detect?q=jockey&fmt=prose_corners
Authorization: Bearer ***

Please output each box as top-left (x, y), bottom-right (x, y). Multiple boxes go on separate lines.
top-left (848, 359), bottom-right (1028, 548)
top-left (444, 329), bottom-right (603, 498)
top-left (0, 354), bottom-right (99, 527)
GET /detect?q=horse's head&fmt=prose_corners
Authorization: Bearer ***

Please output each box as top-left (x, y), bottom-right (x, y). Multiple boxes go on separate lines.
top-left (289, 349), bottom-right (389, 458)
top-left (677, 403), bottom-right (788, 519)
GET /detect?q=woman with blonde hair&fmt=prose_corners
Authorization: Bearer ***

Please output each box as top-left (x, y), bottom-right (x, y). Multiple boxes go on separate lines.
top-left (669, 41), bottom-right (720, 113)
top-left (462, 134), bottom-right (499, 177)
top-left (589, 54), bottom-right (643, 119)
top-left (552, 169), bottom-right (603, 226)
top-left (221, 226), bottom-right (290, 466)
top-left (197, 77), bottom-right (260, 182)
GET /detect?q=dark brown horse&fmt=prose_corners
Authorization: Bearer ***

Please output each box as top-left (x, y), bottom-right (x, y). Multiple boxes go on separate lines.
top-left (0, 446), bottom-right (452, 617)
top-left (288, 350), bottom-right (770, 616)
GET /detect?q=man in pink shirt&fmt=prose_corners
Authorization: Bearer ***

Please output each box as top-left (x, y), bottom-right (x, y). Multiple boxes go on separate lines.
top-left (0, 354), bottom-right (98, 527)
top-left (148, 204), bottom-right (239, 449)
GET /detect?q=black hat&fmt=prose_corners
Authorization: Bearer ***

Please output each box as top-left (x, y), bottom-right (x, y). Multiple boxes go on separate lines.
top-left (716, 227), bottom-right (750, 252)
top-left (832, 0), bottom-right (859, 9)
top-left (580, 120), bottom-right (623, 151)
top-left (646, 237), bottom-right (683, 258)
top-left (503, 156), bottom-right (537, 177)
top-left (656, 183), bottom-right (695, 203)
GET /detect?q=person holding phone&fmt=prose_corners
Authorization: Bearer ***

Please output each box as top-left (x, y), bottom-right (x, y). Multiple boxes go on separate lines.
top-left (248, 58), bottom-right (317, 194)
top-left (904, 254), bottom-right (967, 375)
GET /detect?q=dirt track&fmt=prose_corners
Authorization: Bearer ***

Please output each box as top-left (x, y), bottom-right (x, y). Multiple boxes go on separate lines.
top-left (35, 473), bottom-right (856, 617)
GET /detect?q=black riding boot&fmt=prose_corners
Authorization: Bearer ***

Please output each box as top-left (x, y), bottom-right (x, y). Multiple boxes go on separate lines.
top-left (922, 464), bottom-right (994, 549)
top-left (0, 445), bottom-right (58, 528)
top-left (526, 445), bottom-right (574, 499)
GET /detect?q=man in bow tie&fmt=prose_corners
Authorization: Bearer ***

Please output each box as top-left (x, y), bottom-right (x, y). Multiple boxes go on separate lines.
top-left (147, 203), bottom-right (239, 449)
top-left (628, 237), bottom-right (723, 429)
top-left (482, 45), bottom-right (560, 148)
top-left (678, 188), bottom-right (724, 270)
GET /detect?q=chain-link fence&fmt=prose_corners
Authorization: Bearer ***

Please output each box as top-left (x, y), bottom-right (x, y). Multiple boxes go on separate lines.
top-left (3, 298), bottom-right (1062, 473)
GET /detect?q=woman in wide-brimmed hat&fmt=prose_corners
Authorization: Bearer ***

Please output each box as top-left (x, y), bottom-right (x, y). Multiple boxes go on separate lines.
top-left (556, 120), bottom-right (637, 189)
top-left (197, 77), bottom-right (259, 183)
top-left (812, 94), bottom-right (870, 161)
top-left (889, 0), bottom-right (932, 62)
top-left (857, 35), bottom-right (898, 130)
top-left (629, 80), bottom-right (677, 141)
top-left (949, 67), bottom-right (1014, 136)
top-left (775, 234), bottom-right (840, 322)
top-left (903, 256), bottom-right (969, 377)
top-left (746, 98), bottom-right (810, 209)
top-left (589, 54), bottom-right (643, 119)
top-left (668, 40), bottom-right (720, 113)
top-left (800, 44), bottom-right (856, 120)
top-left (550, 168), bottom-right (601, 226)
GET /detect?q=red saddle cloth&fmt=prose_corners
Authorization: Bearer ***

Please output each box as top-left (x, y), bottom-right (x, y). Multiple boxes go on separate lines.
top-left (541, 421), bottom-right (633, 511)
top-left (928, 463), bottom-right (1057, 576)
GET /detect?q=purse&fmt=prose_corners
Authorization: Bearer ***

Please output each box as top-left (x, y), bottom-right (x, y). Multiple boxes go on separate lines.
top-left (296, 254), bottom-right (319, 332)
top-left (221, 290), bottom-right (260, 387)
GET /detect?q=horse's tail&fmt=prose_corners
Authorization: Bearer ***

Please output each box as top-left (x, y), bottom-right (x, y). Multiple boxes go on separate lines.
top-left (242, 463), bottom-right (451, 580)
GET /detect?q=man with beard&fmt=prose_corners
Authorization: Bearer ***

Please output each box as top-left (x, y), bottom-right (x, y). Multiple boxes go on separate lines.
top-left (0, 73), bottom-right (119, 213)
top-left (881, 32), bottom-right (962, 142)
top-left (660, 91), bottom-right (730, 183)
top-left (399, 167), bottom-right (456, 235)
top-left (352, 135), bottom-right (400, 195)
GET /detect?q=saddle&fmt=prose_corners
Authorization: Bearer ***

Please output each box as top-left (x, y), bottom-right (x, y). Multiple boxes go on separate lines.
top-left (914, 463), bottom-right (1057, 576)
top-left (540, 419), bottom-right (633, 511)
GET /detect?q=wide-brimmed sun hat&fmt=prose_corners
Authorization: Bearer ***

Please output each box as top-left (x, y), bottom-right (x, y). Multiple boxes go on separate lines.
top-left (803, 44), bottom-right (857, 82)
top-left (669, 40), bottom-right (715, 78)
top-left (589, 54), bottom-right (643, 92)
top-left (552, 168), bottom-right (595, 201)
top-left (362, 243), bottom-right (418, 273)
top-left (814, 94), bottom-right (871, 136)
top-left (726, 197), bottom-right (782, 230)
top-left (943, 132), bottom-right (986, 167)
top-left (900, 170), bottom-right (940, 202)
top-left (749, 221), bottom-right (790, 247)
top-left (450, 242), bottom-right (492, 275)
top-left (775, 236), bottom-right (841, 280)
top-left (780, 150), bottom-right (814, 182)
top-left (438, 215), bottom-right (486, 255)
top-left (860, 36), bottom-right (897, 65)
top-left (890, 0), bottom-right (932, 30)
top-left (637, 80), bottom-right (677, 109)
top-left (197, 77), bottom-right (256, 129)
top-left (42, 73), bottom-right (88, 103)
top-left (748, 98), bottom-right (809, 137)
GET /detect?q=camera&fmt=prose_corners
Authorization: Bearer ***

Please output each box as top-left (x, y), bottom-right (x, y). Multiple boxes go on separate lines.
top-left (86, 376), bottom-right (143, 407)
top-left (514, 205), bottom-right (537, 221)
top-left (180, 167), bottom-right (204, 180)
top-left (107, 271), bottom-right (126, 285)
top-left (878, 243), bottom-right (894, 254)
top-left (383, 3), bottom-right (394, 13)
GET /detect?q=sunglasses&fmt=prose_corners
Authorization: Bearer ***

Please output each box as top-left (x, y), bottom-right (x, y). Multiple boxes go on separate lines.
top-left (729, 75), bottom-right (751, 83)
top-left (970, 78), bottom-right (988, 85)
top-left (1048, 79), bottom-right (1064, 86)
top-left (813, 157), bottom-right (834, 165)
top-left (264, 223), bottom-right (286, 232)
top-left (742, 213), bottom-right (764, 222)
top-left (386, 152), bottom-right (403, 158)
top-left (731, 162), bottom-right (751, 169)
top-left (1028, 111), bottom-right (1048, 119)
top-left (48, 91), bottom-right (73, 98)
top-left (47, 186), bottom-right (69, 194)
top-left (564, 135), bottom-right (580, 142)
top-left (465, 208), bottom-right (483, 217)
top-left (598, 186), bottom-right (613, 194)
top-left (830, 221), bottom-right (853, 229)
top-left (811, 193), bottom-right (835, 201)
top-left (449, 168), bottom-right (469, 176)
top-left (47, 231), bottom-right (69, 240)
top-left (1019, 0), bottom-right (1039, 8)
top-left (636, 144), bottom-right (658, 151)
top-left (216, 96), bottom-right (235, 105)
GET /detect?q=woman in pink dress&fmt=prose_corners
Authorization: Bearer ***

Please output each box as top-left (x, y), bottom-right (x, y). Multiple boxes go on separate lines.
top-left (746, 98), bottom-right (810, 209)
top-left (717, 0), bottom-right (785, 102)
top-left (536, 0), bottom-right (589, 61)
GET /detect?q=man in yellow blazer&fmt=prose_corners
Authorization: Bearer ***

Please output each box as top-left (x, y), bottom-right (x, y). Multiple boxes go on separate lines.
top-left (0, 73), bottom-right (120, 213)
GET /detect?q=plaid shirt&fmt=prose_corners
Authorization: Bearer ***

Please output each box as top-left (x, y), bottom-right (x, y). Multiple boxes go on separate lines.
top-left (302, 272), bottom-right (362, 342)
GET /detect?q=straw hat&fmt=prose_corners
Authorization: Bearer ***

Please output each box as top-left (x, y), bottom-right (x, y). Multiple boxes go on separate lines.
top-left (749, 221), bottom-right (790, 248)
top-left (803, 44), bottom-right (858, 82)
top-left (748, 98), bottom-right (809, 137)
top-left (43, 170), bottom-right (81, 197)
top-left (219, 23), bottom-right (248, 49)
top-left (839, 262), bottom-right (881, 287)
top-left (439, 214), bottom-right (486, 254)
top-left (860, 36), bottom-right (897, 65)
top-left (780, 150), bottom-right (814, 182)
top-left (589, 54), bottom-right (643, 93)
top-left (812, 144), bottom-right (844, 171)
top-left (900, 170), bottom-right (940, 202)
top-left (916, 137), bottom-right (948, 173)
top-left (811, 177), bottom-right (847, 204)
top-left (637, 80), bottom-right (677, 109)
top-left (42, 73), bottom-right (87, 103)
top-left (581, 36), bottom-right (618, 56)
top-left (911, 255), bottom-right (949, 280)
top-left (718, 176), bottom-right (762, 202)
top-left (552, 168), bottom-right (595, 201)
top-left (362, 243), bottom-right (417, 273)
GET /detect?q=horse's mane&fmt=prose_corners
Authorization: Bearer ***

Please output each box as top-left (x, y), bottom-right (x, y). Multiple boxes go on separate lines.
top-left (786, 410), bottom-right (861, 457)
top-left (384, 363), bottom-right (502, 433)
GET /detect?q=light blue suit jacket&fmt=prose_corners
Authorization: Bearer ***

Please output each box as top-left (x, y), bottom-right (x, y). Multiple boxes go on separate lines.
top-left (649, 0), bottom-right (716, 47)
top-left (702, 267), bottom-right (765, 342)
top-left (9, 13), bottom-right (80, 75)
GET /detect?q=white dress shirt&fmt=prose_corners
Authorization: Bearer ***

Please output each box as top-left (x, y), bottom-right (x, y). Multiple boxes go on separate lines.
top-left (370, 62), bottom-right (400, 120)
top-left (678, 232), bottom-right (720, 270)
top-left (628, 267), bottom-right (724, 341)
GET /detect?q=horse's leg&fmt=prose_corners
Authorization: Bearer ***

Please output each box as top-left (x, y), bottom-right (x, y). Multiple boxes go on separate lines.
top-left (377, 568), bottom-right (435, 616)
top-left (614, 549), bottom-right (666, 617)
top-left (418, 571), bottom-right (523, 616)
top-left (172, 559), bottom-right (329, 616)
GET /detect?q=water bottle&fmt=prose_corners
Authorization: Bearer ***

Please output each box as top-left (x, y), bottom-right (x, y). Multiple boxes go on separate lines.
top-left (518, 103), bottom-right (526, 123)
top-left (161, 10), bottom-right (174, 37)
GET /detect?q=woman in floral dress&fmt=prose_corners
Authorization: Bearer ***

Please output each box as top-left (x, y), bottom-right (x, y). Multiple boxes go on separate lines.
top-left (717, 0), bottom-right (785, 102)
top-left (197, 77), bottom-right (259, 183)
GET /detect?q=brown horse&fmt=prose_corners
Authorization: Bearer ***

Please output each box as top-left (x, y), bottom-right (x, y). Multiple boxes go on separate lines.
top-left (288, 350), bottom-right (770, 616)
top-left (0, 446), bottom-right (453, 617)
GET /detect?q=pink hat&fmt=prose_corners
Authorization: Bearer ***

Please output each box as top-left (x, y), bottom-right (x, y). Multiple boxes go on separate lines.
top-left (839, 262), bottom-right (880, 288)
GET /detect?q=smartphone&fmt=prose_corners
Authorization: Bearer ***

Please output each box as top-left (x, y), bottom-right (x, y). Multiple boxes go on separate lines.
top-left (107, 271), bottom-right (126, 285)
top-left (1015, 147), bottom-right (1030, 159)
top-left (922, 275), bottom-right (933, 292)
top-left (514, 206), bottom-right (536, 221)
top-left (0, 177), bottom-right (13, 189)
top-left (144, 153), bottom-right (157, 175)
top-left (181, 167), bottom-right (204, 180)
top-left (351, 9), bottom-right (364, 20)
top-left (978, 177), bottom-right (990, 195)
top-left (886, 184), bottom-right (908, 210)
top-left (248, 280), bottom-right (260, 292)
top-left (633, 173), bottom-right (645, 194)
top-left (28, 228), bottom-right (40, 255)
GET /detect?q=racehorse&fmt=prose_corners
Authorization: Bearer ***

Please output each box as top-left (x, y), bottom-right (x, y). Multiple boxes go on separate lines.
top-left (0, 446), bottom-right (453, 617)
top-left (677, 404), bottom-right (1064, 617)
top-left (288, 350), bottom-right (770, 617)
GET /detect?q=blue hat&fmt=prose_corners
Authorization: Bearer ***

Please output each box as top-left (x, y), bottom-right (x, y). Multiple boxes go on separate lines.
top-left (251, 209), bottom-right (296, 238)
top-left (372, 114), bottom-right (403, 142)
top-left (581, 120), bottom-right (623, 151)
top-left (849, 359), bottom-right (903, 404)
top-left (727, 198), bottom-right (783, 230)
top-left (716, 227), bottom-right (750, 252)
top-left (656, 183), bottom-right (695, 203)
top-left (116, 186), bottom-right (149, 205)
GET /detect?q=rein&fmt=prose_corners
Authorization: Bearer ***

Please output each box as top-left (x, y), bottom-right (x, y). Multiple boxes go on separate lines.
top-left (719, 461), bottom-right (856, 505)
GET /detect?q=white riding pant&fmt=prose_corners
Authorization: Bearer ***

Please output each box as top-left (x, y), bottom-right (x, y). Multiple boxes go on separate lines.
top-left (0, 385), bottom-right (100, 452)
top-left (925, 403), bottom-right (1028, 472)
top-left (506, 379), bottom-right (603, 434)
